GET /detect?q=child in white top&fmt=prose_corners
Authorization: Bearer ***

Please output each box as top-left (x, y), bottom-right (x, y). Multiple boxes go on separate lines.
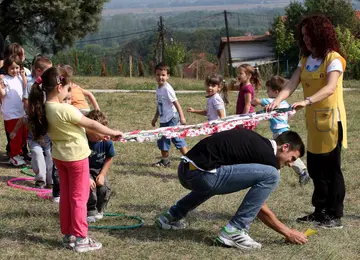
top-left (0, 54), bottom-right (27, 166)
top-left (188, 73), bottom-right (228, 121)
top-left (151, 62), bottom-right (187, 167)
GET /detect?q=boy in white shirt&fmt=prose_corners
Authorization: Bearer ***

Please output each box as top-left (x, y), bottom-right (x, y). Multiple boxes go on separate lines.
top-left (151, 62), bottom-right (188, 167)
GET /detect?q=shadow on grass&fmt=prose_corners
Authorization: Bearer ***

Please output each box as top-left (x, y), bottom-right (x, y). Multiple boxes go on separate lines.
top-left (119, 170), bottom-right (178, 181)
top-left (107, 224), bottom-right (215, 246)
top-left (0, 226), bottom-right (60, 249)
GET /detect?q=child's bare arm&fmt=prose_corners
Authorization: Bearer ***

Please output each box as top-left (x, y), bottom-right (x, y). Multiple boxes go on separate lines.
top-left (251, 98), bottom-right (262, 106)
top-left (10, 116), bottom-right (25, 139)
top-left (81, 89), bottom-right (100, 110)
top-left (96, 157), bottom-right (113, 186)
top-left (217, 109), bottom-right (225, 119)
top-left (187, 107), bottom-right (207, 116)
top-left (242, 93), bottom-right (252, 114)
top-left (152, 107), bottom-right (159, 127)
top-left (0, 78), bottom-right (6, 98)
top-left (173, 100), bottom-right (186, 125)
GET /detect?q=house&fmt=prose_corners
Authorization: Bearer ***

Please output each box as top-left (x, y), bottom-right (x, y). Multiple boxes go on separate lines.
top-left (217, 34), bottom-right (275, 74)
top-left (183, 55), bottom-right (217, 79)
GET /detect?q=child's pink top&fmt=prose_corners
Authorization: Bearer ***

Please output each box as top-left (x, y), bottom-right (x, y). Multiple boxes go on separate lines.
top-left (236, 83), bottom-right (255, 115)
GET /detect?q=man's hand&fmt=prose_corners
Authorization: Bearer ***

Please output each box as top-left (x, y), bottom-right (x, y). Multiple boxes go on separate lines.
top-left (187, 107), bottom-right (195, 113)
top-left (285, 229), bottom-right (308, 244)
top-left (89, 178), bottom-right (96, 191)
top-left (96, 174), bottom-right (105, 187)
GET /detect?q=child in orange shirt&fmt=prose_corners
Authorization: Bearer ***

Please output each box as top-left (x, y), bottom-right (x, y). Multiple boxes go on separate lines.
top-left (60, 65), bottom-right (100, 114)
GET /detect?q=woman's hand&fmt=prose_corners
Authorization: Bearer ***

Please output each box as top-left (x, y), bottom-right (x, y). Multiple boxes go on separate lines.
top-left (187, 107), bottom-right (195, 113)
top-left (265, 100), bottom-right (281, 112)
top-left (291, 100), bottom-right (308, 111)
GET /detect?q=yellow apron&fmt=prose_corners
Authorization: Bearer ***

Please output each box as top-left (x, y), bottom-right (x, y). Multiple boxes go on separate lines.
top-left (300, 51), bottom-right (347, 154)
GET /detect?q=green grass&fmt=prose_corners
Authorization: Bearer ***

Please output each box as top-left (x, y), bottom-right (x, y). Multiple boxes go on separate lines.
top-left (73, 76), bottom-right (360, 91)
top-left (0, 84), bottom-right (360, 259)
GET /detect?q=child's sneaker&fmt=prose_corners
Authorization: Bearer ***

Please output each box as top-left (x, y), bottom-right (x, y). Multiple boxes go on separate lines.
top-left (10, 155), bottom-right (25, 167)
top-left (62, 234), bottom-right (76, 249)
top-left (152, 159), bottom-right (171, 167)
top-left (155, 211), bottom-right (185, 230)
top-left (74, 237), bottom-right (102, 253)
top-left (95, 212), bottom-right (104, 220)
top-left (215, 226), bottom-right (262, 250)
top-left (86, 216), bottom-right (96, 223)
top-left (53, 197), bottom-right (60, 203)
top-left (299, 170), bottom-right (310, 186)
top-left (35, 181), bottom-right (46, 189)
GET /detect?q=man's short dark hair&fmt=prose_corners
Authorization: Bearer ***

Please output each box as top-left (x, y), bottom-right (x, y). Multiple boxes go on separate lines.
top-left (275, 131), bottom-right (305, 157)
top-left (154, 62), bottom-right (170, 75)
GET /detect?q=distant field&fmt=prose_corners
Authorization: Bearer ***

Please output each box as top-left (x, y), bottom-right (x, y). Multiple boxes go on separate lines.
top-left (102, 3), bottom-right (289, 15)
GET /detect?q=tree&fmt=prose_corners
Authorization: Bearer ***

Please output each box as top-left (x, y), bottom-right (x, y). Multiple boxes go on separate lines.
top-left (0, 0), bottom-right (108, 53)
top-left (164, 42), bottom-right (185, 76)
top-left (272, 0), bottom-right (360, 75)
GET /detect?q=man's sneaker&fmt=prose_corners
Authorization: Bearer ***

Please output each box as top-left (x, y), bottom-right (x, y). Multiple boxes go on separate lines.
top-left (152, 159), bottom-right (171, 167)
top-left (74, 237), bottom-right (102, 253)
top-left (86, 216), bottom-right (96, 223)
top-left (95, 212), bottom-right (104, 220)
top-left (215, 227), bottom-right (262, 250)
top-left (155, 211), bottom-right (186, 230)
top-left (10, 155), bottom-right (25, 167)
top-left (53, 197), bottom-right (60, 203)
top-left (316, 217), bottom-right (343, 229)
top-left (62, 234), bottom-right (76, 249)
top-left (35, 181), bottom-right (46, 189)
top-left (296, 211), bottom-right (325, 223)
top-left (299, 170), bottom-right (311, 186)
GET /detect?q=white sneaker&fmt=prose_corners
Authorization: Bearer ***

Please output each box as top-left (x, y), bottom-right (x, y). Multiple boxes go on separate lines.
top-left (95, 212), bottom-right (104, 220)
top-left (215, 226), bottom-right (262, 250)
top-left (10, 155), bottom-right (26, 167)
top-left (74, 237), bottom-right (102, 253)
top-left (53, 197), bottom-right (60, 203)
top-left (86, 216), bottom-right (96, 223)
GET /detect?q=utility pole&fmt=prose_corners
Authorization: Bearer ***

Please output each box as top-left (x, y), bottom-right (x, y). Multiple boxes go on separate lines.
top-left (224, 10), bottom-right (233, 77)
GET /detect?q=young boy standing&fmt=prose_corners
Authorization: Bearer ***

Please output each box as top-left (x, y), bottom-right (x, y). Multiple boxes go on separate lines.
top-left (151, 62), bottom-right (188, 167)
top-left (86, 110), bottom-right (115, 222)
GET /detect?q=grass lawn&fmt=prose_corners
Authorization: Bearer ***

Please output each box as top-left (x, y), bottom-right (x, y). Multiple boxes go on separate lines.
top-left (73, 75), bottom-right (360, 91)
top-left (0, 87), bottom-right (360, 259)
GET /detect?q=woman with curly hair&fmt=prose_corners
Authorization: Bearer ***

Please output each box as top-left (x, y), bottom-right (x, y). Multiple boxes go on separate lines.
top-left (266, 14), bottom-right (347, 229)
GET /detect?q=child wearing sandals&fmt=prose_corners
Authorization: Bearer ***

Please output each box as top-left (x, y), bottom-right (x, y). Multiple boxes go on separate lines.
top-left (27, 67), bottom-right (123, 253)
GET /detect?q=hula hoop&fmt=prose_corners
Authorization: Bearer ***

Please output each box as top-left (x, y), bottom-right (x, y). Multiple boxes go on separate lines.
top-left (21, 166), bottom-right (35, 177)
top-left (88, 213), bottom-right (144, 230)
top-left (7, 177), bottom-right (52, 199)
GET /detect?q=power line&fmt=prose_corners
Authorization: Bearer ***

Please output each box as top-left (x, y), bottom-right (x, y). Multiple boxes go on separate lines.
top-left (76, 28), bottom-right (156, 44)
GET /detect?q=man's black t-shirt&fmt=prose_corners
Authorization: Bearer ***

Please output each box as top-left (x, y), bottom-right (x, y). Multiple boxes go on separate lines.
top-left (186, 128), bottom-right (278, 170)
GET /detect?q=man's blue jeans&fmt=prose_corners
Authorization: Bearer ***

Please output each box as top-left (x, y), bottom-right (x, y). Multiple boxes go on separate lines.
top-left (169, 161), bottom-right (280, 230)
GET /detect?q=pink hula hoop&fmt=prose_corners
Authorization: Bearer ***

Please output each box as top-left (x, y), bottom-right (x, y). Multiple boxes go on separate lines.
top-left (7, 177), bottom-right (53, 199)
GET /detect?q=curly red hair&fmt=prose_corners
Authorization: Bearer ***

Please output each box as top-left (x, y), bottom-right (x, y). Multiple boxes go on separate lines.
top-left (297, 15), bottom-right (342, 59)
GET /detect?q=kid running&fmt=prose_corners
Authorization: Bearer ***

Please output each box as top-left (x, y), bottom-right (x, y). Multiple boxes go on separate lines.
top-left (28, 67), bottom-right (123, 253)
top-left (251, 76), bottom-right (310, 185)
top-left (187, 73), bottom-right (228, 121)
top-left (151, 62), bottom-right (188, 167)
